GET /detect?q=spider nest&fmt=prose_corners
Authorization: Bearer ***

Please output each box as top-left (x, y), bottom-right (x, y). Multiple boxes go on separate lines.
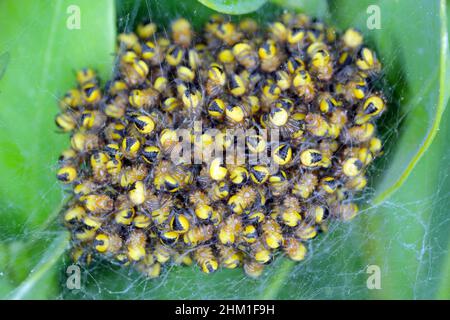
top-left (55, 12), bottom-right (386, 278)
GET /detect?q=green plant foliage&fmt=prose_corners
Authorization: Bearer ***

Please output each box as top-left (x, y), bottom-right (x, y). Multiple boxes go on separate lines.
top-left (272, 0), bottom-right (329, 19)
top-left (0, 0), bottom-right (449, 300)
top-left (329, 0), bottom-right (450, 204)
top-left (197, 0), bottom-right (267, 14)
top-left (0, 0), bottom-right (116, 236)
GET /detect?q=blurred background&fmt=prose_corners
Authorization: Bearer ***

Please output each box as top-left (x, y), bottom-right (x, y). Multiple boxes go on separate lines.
top-left (0, 0), bottom-right (448, 299)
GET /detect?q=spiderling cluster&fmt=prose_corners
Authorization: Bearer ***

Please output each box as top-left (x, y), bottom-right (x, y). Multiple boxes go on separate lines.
top-left (55, 12), bottom-right (386, 278)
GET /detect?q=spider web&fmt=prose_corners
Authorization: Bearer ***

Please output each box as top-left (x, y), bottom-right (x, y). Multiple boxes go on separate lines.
top-left (1, 0), bottom-right (449, 300)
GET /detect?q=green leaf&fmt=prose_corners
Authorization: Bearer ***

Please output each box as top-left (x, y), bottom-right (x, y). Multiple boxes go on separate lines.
top-left (0, 0), bottom-right (115, 299)
top-left (0, 0), bottom-right (116, 237)
top-left (116, 0), bottom-right (217, 31)
top-left (326, 0), bottom-right (450, 299)
top-left (197, 0), bottom-right (268, 15)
